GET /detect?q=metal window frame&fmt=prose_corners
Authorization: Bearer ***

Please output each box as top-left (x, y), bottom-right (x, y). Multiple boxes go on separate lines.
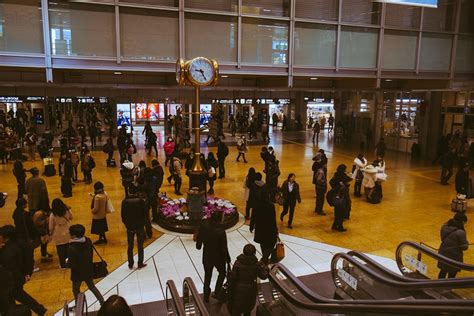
top-left (41, 0), bottom-right (53, 82)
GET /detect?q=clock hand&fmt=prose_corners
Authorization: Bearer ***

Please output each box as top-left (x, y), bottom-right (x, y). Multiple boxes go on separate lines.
top-left (194, 69), bottom-right (207, 81)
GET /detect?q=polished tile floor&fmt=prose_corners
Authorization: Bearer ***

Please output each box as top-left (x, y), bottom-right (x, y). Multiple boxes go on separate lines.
top-left (55, 225), bottom-right (400, 315)
top-left (0, 126), bottom-right (471, 314)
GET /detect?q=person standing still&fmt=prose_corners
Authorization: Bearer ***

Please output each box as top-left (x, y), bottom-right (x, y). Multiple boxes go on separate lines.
top-left (90, 182), bottom-right (109, 244)
top-left (438, 213), bottom-right (468, 279)
top-left (331, 184), bottom-right (348, 232)
top-left (49, 199), bottom-right (73, 268)
top-left (216, 139), bottom-right (229, 179)
top-left (312, 158), bottom-right (327, 215)
top-left (121, 185), bottom-right (147, 269)
top-left (196, 212), bottom-right (231, 302)
top-left (67, 224), bottom-right (105, 308)
top-left (312, 121), bottom-right (321, 143)
top-left (280, 173), bottom-right (301, 229)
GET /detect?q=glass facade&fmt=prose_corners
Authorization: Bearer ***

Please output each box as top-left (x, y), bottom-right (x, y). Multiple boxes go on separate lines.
top-left (49, 2), bottom-right (116, 58)
top-left (185, 14), bottom-right (237, 63)
top-left (382, 31), bottom-right (417, 70)
top-left (0, 0), bottom-right (469, 83)
top-left (242, 18), bottom-right (288, 65)
top-left (120, 8), bottom-right (178, 61)
top-left (294, 23), bottom-right (336, 67)
top-left (340, 27), bottom-right (378, 69)
top-left (420, 33), bottom-right (452, 71)
top-left (0, 0), bottom-right (44, 54)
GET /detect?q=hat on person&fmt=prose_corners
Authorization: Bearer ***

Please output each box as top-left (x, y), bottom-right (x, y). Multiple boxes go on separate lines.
top-left (454, 212), bottom-right (468, 223)
top-left (122, 161), bottom-right (134, 170)
top-left (363, 165), bottom-right (378, 174)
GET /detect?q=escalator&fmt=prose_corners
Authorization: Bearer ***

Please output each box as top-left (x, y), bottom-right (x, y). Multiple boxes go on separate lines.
top-left (331, 241), bottom-right (474, 301)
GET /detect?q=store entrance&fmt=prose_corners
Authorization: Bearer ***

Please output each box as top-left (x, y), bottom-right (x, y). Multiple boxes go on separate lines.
top-left (306, 98), bottom-right (335, 129)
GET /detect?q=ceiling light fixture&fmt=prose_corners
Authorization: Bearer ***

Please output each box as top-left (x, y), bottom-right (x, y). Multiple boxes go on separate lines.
top-left (310, 77), bottom-right (318, 80)
top-left (114, 72), bottom-right (122, 75)
top-left (385, 79), bottom-right (392, 82)
top-left (221, 75), bottom-right (228, 78)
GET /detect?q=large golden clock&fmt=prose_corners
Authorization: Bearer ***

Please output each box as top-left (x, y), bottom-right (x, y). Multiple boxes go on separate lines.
top-left (176, 57), bottom-right (219, 87)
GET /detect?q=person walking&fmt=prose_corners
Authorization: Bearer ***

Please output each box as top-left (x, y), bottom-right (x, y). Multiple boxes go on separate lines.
top-left (61, 153), bottom-right (74, 198)
top-left (121, 185), bottom-right (148, 269)
top-left (243, 168), bottom-right (256, 220)
top-left (280, 173), bottom-right (301, 229)
top-left (217, 139), bottom-right (229, 179)
top-left (0, 225), bottom-right (47, 315)
top-left (438, 213), bottom-right (469, 279)
top-left (312, 158), bottom-right (327, 215)
top-left (12, 198), bottom-right (39, 249)
top-left (103, 138), bottom-right (115, 164)
top-left (331, 183), bottom-right (348, 232)
top-left (196, 212), bottom-right (231, 302)
top-left (206, 152), bottom-right (218, 195)
top-left (227, 244), bottom-right (269, 316)
top-left (81, 150), bottom-right (95, 184)
top-left (13, 160), bottom-right (27, 199)
top-left (49, 198), bottom-right (73, 268)
top-left (352, 153), bottom-right (367, 197)
top-left (90, 182), bottom-right (109, 245)
top-left (164, 137), bottom-right (175, 167)
top-left (125, 137), bottom-right (137, 162)
top-left (374, 138), bottom-right (386, 158)
top-left (440, 148), bottom-right (456, 185)
top-left (250, 187), bottom-right (278, 264)
top-left (236, 136), bottom-right (248, 163)
top-left (312, 121), bottom-right (321, 143)
top-left (25, 167), bottom-right (49, 212)
top-left (67, 224), bottom-right (105, 308)
top-left (172, 155), bottom-right (183, 195)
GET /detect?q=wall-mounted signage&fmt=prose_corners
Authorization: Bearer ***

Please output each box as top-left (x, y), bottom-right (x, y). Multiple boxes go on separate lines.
top-left (375, 0), bottom-right (437, 8)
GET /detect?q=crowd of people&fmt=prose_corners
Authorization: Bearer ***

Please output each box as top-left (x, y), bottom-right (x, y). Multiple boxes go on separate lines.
top-left (0, 106), bottom-right (470, 316)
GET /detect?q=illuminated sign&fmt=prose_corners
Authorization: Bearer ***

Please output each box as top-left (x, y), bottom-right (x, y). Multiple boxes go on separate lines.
top-left (375, 0), bottom-right (437, 8)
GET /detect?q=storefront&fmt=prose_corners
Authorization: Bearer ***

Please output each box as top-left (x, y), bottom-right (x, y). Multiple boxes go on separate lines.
top-left (0, 96), bottom-right (47, 131)
top-left (441, 91), bottom-right (474, 138)
top-left (383, 92), bottom-right (424, 153)
top-left (306, 97), bottom-right (335, 127)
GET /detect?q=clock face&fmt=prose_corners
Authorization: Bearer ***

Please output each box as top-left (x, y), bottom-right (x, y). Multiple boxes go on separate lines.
top-left (188, 57), bottom-right (215, 86)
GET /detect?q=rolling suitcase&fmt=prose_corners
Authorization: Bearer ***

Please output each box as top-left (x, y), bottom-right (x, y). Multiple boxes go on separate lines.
top-left (43, 157), bottom-right (56, 177)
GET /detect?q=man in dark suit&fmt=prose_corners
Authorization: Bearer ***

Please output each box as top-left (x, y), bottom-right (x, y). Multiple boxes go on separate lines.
top-left (121, 186), bottom-right (148, 269)
top-left (196, 212), bottom-right (231, 302)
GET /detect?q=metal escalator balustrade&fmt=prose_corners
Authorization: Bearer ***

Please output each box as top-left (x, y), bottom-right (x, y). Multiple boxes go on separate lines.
top-left (268, 263), bottom-right (474, 314)
top-left (183, 277), bottom-right (209, 316)
top-left (166, 280), bottom-right (187, 315)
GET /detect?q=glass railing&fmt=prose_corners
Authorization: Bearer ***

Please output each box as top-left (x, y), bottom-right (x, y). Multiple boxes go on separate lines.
top-left (166, 280), bottom-right (186, 315)
top-left (268, 263), bottom-right (474, 314)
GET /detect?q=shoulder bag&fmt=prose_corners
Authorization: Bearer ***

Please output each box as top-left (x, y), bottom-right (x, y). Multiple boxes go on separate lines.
top-left (92, 245), bottom-right (109, 279)
top-left (217, 263), bottom-right (232, 303)
top-left (271, 237), bottom-right (285, 263)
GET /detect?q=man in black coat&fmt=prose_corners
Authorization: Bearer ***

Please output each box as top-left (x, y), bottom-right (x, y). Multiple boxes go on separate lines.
top-left (68, 224), bottom-right (104, 306)
top-left (196, 212), bottom-right (231, 302)
top-left (0, 225), bottom-right (46, 315)
top-left (216, 140), bottom-right (229, 179)
top-left (441, 148), bottom-right (456, 185)
top-left (121, 186), bottom-right (148, 269)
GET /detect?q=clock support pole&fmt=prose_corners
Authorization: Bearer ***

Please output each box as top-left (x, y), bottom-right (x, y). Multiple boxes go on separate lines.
top-left (189, 86), bottom-right (207, 191)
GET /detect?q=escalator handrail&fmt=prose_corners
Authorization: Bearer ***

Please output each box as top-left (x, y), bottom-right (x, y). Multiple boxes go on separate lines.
top-left (269, 263), bottom-right (474, 312)
top-left (348, 250), bottom-right (474, 285)
top-left (62, 301), bottom-right (69, 316)
top-left (75, 293), bottom-right (86, 316)
top-left (396, 240), bottom-right (474, 273)
top-left (183, 277), bottom-right (210, 316)
top-left (166, 280), bottom-right (186, 315)
top-left (331, 252), bottom-right (474, 289)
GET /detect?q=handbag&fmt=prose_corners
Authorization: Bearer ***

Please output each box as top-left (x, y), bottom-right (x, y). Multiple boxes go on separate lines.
top-left (106, 196), bottom-right (115, 214)
top-left (217, 263), bottom-right (232, 303)
top-left (92, 245), bottom-right (109, 279)
top-left (270, 238), bottom-right (285, 263)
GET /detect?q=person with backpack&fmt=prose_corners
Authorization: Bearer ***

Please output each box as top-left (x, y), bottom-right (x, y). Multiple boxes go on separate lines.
top-left (216, 139), bottom-right (229, 179)
top-left (81, 150), bottom-right (95, 184)
top-left (67, 224), bottom-right (105, 308)
top-left (206, 152), bottom-right (218, 195)
top-left (236, 136), bottom-right (248, 163)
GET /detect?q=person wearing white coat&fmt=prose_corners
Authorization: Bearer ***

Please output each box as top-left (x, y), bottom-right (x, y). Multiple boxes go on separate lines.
top-left (352, 153), bottom-right (367, 197)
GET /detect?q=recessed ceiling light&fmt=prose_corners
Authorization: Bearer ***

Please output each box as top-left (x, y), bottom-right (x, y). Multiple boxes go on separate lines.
top-left (114, 72), bottom-right (122, 75)
top-left (310, 77), bottom-right (318, 80)
top-left (221, 75), bottom-right (228, 78)
top-left (385, 79), bottom-right (392, 82)
top-left (304, 97), bottom-right (309, 101)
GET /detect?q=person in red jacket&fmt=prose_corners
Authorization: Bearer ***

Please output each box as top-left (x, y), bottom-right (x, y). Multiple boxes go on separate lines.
top-left (163, 137), bottom-right (175, 167)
